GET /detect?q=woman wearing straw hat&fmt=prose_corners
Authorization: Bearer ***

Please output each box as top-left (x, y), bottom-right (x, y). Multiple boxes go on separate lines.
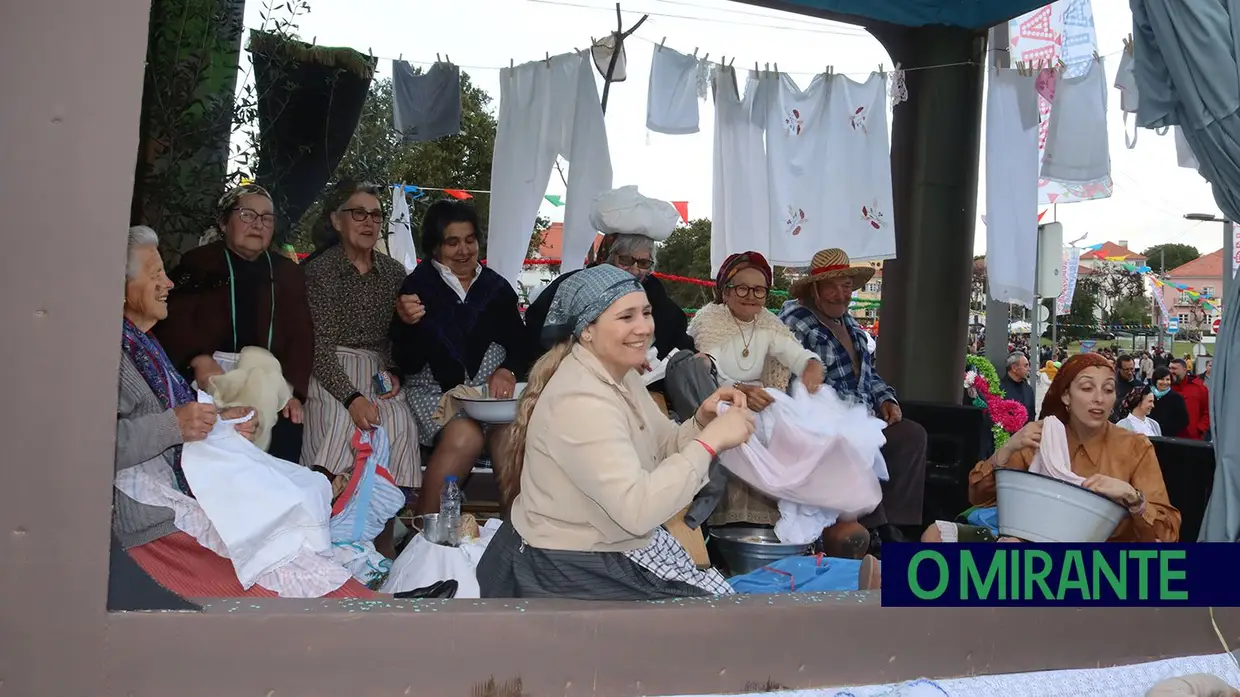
top-left (780, 248), bottom-right (929, 553)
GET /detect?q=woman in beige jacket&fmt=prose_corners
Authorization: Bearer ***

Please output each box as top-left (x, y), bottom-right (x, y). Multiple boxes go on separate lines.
top-left (477, 265), bottom-right (756, 600)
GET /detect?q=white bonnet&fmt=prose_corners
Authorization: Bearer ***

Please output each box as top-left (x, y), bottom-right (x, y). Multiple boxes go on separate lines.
top-left (588, 186), bottom-right (681, 242)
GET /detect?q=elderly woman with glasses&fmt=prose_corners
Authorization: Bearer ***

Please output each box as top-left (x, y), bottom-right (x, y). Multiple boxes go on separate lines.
top-left (154, 184), bottom-right (315, 463)
top-left (522, 187), bottom-right (696, 391)
top-left (301, 182), bottom-right (421, 556)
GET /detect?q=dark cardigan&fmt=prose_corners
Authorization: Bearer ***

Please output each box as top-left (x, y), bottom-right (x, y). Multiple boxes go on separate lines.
top-left (154, 241), bottom-right (315, 399)
top-left (390, 261), bottom-right (530, 391)
top-left (1150, 390), bottom-right (1190, 441)
top-left (523, 270), bottom-right (695, 362)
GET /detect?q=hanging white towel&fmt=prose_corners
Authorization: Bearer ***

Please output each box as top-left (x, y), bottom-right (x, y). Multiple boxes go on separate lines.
top-left (1174, 126), bottom-right (1200, 170)
top-left (1041, 59), bottom-right (1111, 183)
top-left (764, 71), bottom-right (832, 266)
top-left (985, 69), bottom-right (1041, 308)
top-left (819, 72), bottom-right (896, 262)
top-left (1114, 50), bottom-right (1140, 149)
top-left (387, 185), bottom-right (417, 272)
top-left (646, 45), bottom-right (700, 134)
top-left (711, 67), bottom-right (771, 272)
top-left (487, 51), bottom-right (612, 285)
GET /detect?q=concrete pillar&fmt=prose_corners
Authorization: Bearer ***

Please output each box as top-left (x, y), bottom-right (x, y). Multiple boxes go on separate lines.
top-left (872, 25), bottom-right (987, 403)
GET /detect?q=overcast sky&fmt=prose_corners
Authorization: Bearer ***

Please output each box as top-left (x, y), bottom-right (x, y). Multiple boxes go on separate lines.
top-left (245, 0), bottom-right (1229, 258)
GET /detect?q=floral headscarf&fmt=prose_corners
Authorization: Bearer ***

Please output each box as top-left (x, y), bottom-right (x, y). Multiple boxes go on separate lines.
top-left (200, 183), bottom-right (274, 246)
top-left (713, 251), bottom-right (772, 303)
top-left (1038, 352), bottom-right (1115, 422)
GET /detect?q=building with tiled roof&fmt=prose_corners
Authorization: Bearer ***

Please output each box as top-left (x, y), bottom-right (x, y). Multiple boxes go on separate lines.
top-left (1161, 249), bottom-right (1224, 334)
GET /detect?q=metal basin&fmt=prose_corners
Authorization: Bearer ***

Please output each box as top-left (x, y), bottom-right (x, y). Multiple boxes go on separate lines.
top-left (710, 526), bottom-right (811, 576)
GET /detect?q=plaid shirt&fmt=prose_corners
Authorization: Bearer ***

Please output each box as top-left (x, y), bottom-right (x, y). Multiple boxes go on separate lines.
top-left (779, 300), bottom-right (897, 416)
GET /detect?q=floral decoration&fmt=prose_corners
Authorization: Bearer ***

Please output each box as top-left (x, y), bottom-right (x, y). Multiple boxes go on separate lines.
top-left (964, 354), bottom-right (1029, 451)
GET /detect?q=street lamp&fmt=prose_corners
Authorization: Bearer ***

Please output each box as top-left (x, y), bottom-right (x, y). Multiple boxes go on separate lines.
top-left (1183, 212), bottom-right (1232, 335)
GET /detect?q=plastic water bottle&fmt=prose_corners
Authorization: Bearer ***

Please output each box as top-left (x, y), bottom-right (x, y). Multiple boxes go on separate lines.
top-left (440, 476), bottom-right (462, 547)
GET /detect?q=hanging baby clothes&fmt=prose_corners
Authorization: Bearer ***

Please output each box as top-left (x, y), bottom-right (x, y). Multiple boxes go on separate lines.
top-left (391, 60), bottom-right (462, 142)
top-left (646, 45), bottom-right (701, 134)
top-left (710, 67), bottom-right (771, 272)
top-left (387, 185), bottom-right (417, 273)
top-left (1114, 49), bottom-right (1140, 149)
top-left (763, 71), bottom-right (832, 266)
top-left (1174, 127), bottom-right (1200, 170)
top-left (1041, 58), bottom-right (1111, 183)
top-left (487, 51), bottom-right (613, 285)
top-left (590, 35), bottom-right (626, 82)
top-left (984, 69), bottom-right (1041, 308)
top-left (820, 72), bottom-right (895, 262)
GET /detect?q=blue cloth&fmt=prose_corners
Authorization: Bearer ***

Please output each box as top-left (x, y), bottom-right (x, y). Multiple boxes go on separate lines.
top-left (735, 0), bottom-right (1048, 29)
top-left (965, 507), bottom-right (1000, 534)
top-left (728, 555), bottom-right (864, 594)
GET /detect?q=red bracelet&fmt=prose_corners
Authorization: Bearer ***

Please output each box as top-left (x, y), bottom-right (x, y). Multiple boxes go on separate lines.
top-left (694, 439), bottom-right (716, 458)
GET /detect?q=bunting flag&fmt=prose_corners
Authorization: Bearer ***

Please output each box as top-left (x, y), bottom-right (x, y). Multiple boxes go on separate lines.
top-left (1121, 261), bottom-right (1219, 314)
top-left (442, 189), bottom-right (472, 200)
top-left (544, 194), bottom-right (564, 207)
top-left (672, 201), bottom-right (689, 224)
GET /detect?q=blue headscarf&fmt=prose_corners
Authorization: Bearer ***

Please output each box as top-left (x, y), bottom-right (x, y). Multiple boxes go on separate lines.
top-left (541, 264), bottom-right (643, 346)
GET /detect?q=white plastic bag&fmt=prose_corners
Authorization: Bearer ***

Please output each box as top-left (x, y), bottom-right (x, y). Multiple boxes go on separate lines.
top-left (718, 383), bottom-right (888, 520)
top-left (180, 392), bottom-right (334, 589)
top-left (381, 519), bottom-right (503, 597)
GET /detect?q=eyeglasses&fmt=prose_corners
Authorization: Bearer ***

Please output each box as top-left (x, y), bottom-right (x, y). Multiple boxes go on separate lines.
top-left (614, 255), bottom-right (654, 270)
top-left (234, 208), bottom-right (276, 228)
top-left (727, 284), bottom-right (769, 299)
top-left (339, 207), bottom-right (384, 223)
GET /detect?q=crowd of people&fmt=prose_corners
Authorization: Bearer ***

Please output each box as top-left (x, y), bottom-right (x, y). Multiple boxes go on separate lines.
top-left (114, 181), bottom-right (1186, 601)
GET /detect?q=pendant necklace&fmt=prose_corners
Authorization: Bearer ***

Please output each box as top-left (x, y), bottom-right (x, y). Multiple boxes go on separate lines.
top-left (732, 315), bottom-right (756, 359)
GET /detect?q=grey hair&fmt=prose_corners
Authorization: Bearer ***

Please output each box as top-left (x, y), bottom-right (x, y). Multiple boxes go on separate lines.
top-left (606, 233), bottom-right (656, 263)
top-left (1006, 351), bottom-right (1027, 369)
top-left (126, 225), bottom-right (160, 279)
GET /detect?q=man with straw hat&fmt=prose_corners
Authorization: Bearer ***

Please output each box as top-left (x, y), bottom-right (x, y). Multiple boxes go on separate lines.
top-left (780, 248), bottom-right (928, 554)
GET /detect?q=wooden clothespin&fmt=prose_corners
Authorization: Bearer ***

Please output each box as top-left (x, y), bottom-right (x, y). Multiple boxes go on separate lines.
top-left (693, 47), bottom-right (699, 58)
top-left (397, 52), bottom-right (403, 62)
top-left (445, 54), bottom-right (451, 65)
top-left (1123, 33), bottom-right (1134, 55)
top-left (1092, 50), bottom-right (1101, 62)
top-left (701, 52), bottom-right (709, 63)
top-left (754, 61), bottom-right (760, 74)
top-left (311, 36), bottom-right (317, 47)
top-left (436, 53), bottom-right (441, 63)
top-left (774, 62), bottom-right (779, 74)
top-left (878, 62), bottom-right (884, 75)
top-left (659, 37), bottom-right (666, 51)
top-left (545, 51), bottom-right (551, 67)
top-left (510, 58), bottom-right (514, 69)
top-left (765, 62), bottom-right (770, 73)
top-left (727, 57), bottom-right (735, 67)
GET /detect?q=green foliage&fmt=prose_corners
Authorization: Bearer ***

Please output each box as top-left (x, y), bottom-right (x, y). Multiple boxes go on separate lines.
top-left (656, 218), bottom-right (793, 310)
top-left (133, 0), bottom-right (310, 266)
top-left (1061, 278), bottom-right (1101, 341)
top-left (1142, 243), bottom-right (1200, 274)
top-left (1089, 262), bottom-right (1147, 317)
top-left (1108, 296), bottom-right (1152, 326)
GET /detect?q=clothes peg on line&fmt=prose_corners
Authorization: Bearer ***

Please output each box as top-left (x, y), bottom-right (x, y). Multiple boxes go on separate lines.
top-left (754, 61), bottom-right (760, 74)
top-left (659, 37), bottom-right (666, 51)
top-left (701, 53), bottom-right (709, 63)
top-left (510, 58), bottom-right (514, 69)
top-left (878, 62), bottom-right (884, 75)
top-left (436, 53), bottom-right (441, 62)
top-left (727, 57), bottom-right (734, 67)
top-left (693, 47), bottom-right (699, 58)
top-left (545, 52), bottom-right (551, 67)
top-left (774, 62), bottom-right (779, 73)
top-left (1092, 50), bottom-right (1100, 62)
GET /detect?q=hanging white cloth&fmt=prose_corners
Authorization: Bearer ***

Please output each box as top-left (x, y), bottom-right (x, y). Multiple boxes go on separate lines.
top-left (646, 45), bottom-right (700, 134)
top-left (821, 72), bottom-right (896, 262)
top-left (985, 69), bottom-right (1041, 308)
top-left (388, 185), bottom-right (417, 272)
top-left (763, 71), bottom-right (832, 266)
top-left (710, 67), bottom-right (771, 272)
top-left (1041, 59), bottom-right (1111, 183)
top-left (1174, 126), bottom-right (1200, 170)
top-left (487, 51), bottom-right (612, 285)
top-left (1114, 50), bottom-right (1140, 149)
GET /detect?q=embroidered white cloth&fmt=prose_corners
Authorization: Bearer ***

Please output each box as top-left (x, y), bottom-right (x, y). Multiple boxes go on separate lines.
top-left (654, 651), bottom-right (1240, 697)
top-left (763, 71), bottom-right (829, 267)
top-left (1028, 416), bottom-right (1086, 486)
